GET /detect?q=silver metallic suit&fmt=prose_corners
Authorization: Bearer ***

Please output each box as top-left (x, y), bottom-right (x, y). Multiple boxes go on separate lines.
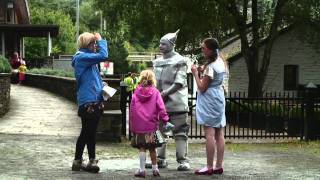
top-left (153, 30), bottom-right (190, 170)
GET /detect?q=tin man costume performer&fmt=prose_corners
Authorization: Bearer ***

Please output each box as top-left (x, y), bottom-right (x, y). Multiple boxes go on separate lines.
top-left (152, 30), bottom-right (190, 171)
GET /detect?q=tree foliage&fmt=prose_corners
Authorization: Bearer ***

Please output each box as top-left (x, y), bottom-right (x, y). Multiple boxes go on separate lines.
top-left (94, 0), bottom-right (234, 55)
top-left (28, 0), bottom-right (77, 22)
top-left (0, 55), bottom-right (11, 73)
top-left (219, 0), bottom-right (320, 96)
top-left (25, 7), bottom-right (76, 58)
top-left (94, 0), bottom-right (319, 96)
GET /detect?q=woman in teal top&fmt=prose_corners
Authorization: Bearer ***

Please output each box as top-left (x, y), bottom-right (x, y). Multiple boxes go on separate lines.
top-left (191, 38), bottom-right (227, 175)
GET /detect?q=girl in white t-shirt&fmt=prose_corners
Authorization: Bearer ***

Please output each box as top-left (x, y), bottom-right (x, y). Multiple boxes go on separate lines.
top-left (191, 38), bottom-right (228, 175)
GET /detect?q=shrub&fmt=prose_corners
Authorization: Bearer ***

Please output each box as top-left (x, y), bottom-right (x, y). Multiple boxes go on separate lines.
top-left (28, 68), bottom-right (74, 78)
top-left (0, 55), bottom-right (11, 73)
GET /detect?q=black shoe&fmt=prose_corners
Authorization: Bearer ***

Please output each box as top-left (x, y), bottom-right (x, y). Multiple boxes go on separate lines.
top-left (71, 159), bottom-right (85, 171)
top-left (83, 159), bottom-right (100, 173)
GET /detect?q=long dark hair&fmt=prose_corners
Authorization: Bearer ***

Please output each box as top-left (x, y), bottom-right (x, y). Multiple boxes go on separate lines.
top-left (203, 38), bottom-right (228, 72)
top-left (203, 38), bottom-right (219, 65)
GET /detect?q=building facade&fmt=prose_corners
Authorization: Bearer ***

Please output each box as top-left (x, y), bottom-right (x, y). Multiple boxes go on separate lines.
top-left (227, 27), bottom-right (320, 93)
top-left (0, 0), bottom-right (58, 59)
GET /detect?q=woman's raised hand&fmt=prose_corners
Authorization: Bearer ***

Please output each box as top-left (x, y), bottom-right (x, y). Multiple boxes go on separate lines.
top-left (93, 33), bottom-right (102, 41)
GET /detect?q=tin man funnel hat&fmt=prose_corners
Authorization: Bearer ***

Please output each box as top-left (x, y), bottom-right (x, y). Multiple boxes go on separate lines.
top-left (160, 29), bottom-right (180, 45)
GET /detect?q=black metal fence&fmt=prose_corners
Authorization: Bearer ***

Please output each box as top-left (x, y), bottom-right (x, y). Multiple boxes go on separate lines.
top-left (120, 85), bottom-right (320, 141)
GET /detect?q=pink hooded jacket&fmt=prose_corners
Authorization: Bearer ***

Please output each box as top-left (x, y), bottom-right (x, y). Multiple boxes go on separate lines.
top-left (129, 85), bottom-right (169, 133)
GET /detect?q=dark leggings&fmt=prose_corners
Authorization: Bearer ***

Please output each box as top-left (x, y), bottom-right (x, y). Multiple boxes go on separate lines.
top-left (75, 109), bottom-right (101, 160)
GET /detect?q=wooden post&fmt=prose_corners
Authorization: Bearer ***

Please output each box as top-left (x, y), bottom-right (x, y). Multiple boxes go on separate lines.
top-left (120, 81), bottom-right (127, 136)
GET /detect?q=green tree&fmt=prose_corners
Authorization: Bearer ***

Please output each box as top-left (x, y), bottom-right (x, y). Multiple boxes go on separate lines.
top-left (29, 0), bottom-right (77, 22)
top-left (102, 29), bottom-right (129, 74)
top-left (25, 7), bottom-right (76, 58)
top-left (217, 0), bottom-right (320, 97)
top-left (0, 55), bottom-right (11, 73)
top-left (94, 0), bottom-right (232, 54)
top-left (95, 0), bottom-right (319, 97)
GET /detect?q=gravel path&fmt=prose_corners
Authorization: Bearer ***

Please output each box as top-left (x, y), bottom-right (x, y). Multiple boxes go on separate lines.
top-left (0, 84), bottom-right (319, 180)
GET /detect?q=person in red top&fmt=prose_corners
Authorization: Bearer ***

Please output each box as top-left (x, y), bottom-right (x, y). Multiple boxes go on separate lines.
top-left (10, 52), bottom-right (22, 84)
top-left (10, 52), bottom-right (21, 69)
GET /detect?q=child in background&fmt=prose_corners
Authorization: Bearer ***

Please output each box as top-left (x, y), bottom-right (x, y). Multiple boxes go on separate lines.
top-left (129, 69), bottom-right (174, 178)
top-left (18, 60), bottom-right (27, 85)
top-left (133, 72), bottom-right (140, 89)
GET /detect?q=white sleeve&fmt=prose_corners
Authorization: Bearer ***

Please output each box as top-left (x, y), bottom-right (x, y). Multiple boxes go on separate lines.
top-left (203, 66), bottom-right (214, 79)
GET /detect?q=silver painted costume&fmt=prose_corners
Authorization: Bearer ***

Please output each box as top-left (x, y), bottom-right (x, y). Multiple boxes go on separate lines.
top-left (152, 30), bottom-right (190, 170)
top-left (153, 56), bottom-right (189, 112)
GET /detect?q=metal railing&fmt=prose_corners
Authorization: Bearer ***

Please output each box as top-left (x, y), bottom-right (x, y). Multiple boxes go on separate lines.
top-left (120, 85), bottom-right (320, 141)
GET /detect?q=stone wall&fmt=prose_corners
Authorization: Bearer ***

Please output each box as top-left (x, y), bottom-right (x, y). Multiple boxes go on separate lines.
top-left (0, 73), bottom-right (11, 117)
top-left (24, 73), bottom-right (121, 110)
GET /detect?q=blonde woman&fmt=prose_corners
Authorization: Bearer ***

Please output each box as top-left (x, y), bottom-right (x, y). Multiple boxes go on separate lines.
top-left (71, 32), bottom-right (108, 173)
top-left (129, 69), bottom-right (173, 177)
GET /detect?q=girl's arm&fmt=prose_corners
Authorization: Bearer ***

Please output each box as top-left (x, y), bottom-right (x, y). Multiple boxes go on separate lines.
top-left (191, 64), bottom-right (211, 93)
top-left (156, 91), bottom-right (169, 124)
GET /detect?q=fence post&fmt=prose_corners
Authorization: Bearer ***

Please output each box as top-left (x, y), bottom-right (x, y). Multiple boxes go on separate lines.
top-left (120, 81), bottom-right (127, 136)
top-left (303, 83), bottom-right (317, 140)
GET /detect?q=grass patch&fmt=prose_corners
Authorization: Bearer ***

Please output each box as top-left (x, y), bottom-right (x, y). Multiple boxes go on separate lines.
top-left (225, 141), bottom-right (320, 155)
top-left (96, 140), bottom-right (320, 158)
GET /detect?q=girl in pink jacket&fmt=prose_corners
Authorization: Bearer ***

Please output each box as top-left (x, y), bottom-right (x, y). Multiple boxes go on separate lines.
top-left (130, 69), bottom-right (171, 177)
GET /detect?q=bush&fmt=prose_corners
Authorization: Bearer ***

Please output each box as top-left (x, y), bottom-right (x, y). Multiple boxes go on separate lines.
top-left (0, 55), bottom-right (11, 73)
top-left (28, 68), bottom-right (74, 78)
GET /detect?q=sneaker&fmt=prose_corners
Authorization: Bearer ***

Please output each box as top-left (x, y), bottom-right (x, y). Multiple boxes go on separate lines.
top-left (71, 159), bottom-right (85, 171)
top-left (83, 159), bottom-right (100, 173)
top-left (177, 162), bottom-right (190, 171)
top-left (134, 169), bottom-right (146, 178)
top-left (152, 169), bottom-right (160, 177)
top-left (145, 159), bottom-right (168, 169)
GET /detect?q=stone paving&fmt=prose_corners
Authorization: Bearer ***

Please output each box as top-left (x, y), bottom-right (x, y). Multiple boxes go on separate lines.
top-left (0, 84), bottom-right (81, 136)
top-left (0, 84), bottom-right (319, 180)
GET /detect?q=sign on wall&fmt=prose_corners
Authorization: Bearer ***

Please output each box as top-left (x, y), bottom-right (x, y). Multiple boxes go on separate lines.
top-left (100, 61), bottom-right (114, 75)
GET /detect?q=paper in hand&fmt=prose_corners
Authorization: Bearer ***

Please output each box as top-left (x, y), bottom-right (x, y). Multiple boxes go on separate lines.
top-left (102, 85), bottom-right (117, 101)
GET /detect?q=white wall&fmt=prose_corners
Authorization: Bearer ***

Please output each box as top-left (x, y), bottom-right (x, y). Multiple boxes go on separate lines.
top-left (228, 29), bottom-right (320, 93)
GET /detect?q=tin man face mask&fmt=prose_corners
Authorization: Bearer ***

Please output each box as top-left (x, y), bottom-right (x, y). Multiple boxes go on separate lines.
top-left (159, 29), bottom-right (180, 54)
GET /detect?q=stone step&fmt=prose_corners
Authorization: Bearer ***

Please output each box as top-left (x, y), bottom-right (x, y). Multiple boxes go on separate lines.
top-left (97, 110), bottom-right (123, 142)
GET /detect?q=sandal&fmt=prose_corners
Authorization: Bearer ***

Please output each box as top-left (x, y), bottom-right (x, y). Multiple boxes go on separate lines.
top-left (152, 169), bottom-right (160, 177)
top-left (213, 167), bottom-right (224, 174)
top-left (194, 167), bottom-right (214, 175)
top-left (134, 169), bottom-right (146, 178)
